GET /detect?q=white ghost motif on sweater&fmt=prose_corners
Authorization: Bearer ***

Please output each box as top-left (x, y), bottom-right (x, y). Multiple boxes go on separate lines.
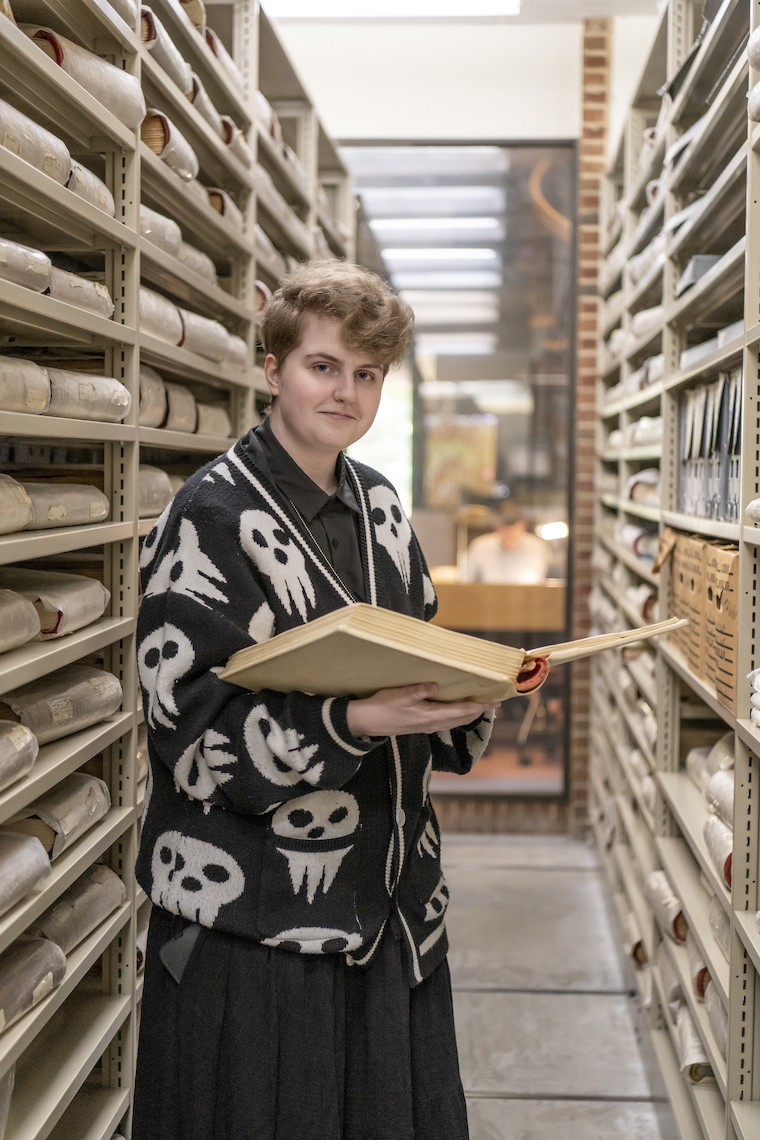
top-left (368, 485), bottom-right (412, 590)
top-left (239, 509), bottom-right (315, 619)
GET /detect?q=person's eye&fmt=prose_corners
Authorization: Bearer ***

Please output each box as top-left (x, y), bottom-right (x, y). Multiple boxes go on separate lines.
top-left (357, 371), bottom-right (376, 382)
top-left (314, 363), bottom-right (331, 373)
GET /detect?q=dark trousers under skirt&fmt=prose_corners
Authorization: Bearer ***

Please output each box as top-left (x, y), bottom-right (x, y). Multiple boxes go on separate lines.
top-left (132, 909), bottom-right (469, 1140)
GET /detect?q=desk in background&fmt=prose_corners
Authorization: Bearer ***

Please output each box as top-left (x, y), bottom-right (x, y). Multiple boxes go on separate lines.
top-left (429, 580), bottom-right (566, 633)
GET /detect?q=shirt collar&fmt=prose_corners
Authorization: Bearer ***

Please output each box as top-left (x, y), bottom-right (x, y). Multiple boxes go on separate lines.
top-left (244, 417), bottom-right (360, 523)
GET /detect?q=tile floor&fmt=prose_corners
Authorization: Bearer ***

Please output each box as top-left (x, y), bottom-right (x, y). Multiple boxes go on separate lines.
top-left (441, 833), bottom-right (680, 1140)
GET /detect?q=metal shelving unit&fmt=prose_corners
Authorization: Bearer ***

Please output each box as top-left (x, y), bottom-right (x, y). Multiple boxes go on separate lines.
top-left (591, 2), bottom-right (760, 1135)
top-left (0, 0), bottom-right (355, 1133)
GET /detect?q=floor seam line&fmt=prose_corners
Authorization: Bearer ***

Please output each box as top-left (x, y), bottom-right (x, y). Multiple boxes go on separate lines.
top-left (452, 987), bottom-right (630, 996)
top-left (463, 1092), bottom-right (669, 1103)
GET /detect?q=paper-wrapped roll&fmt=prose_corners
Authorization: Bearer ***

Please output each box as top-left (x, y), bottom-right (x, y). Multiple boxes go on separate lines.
top-left (220, 116), bottom-right (252, 169)
top-left (46, 370), bottom-right (130, 422)
top-left (645, 870), bottom-right (688, 942)
top-left (139, 364), bottom-right (167, 427)
top-left (66, 160), bottom-right (115, 217)
top-left (107, 0), bottom-right (137, 24)
top-left (204, 27), bottom-right (243, 88)
top-left (710, 896), bottom-right (730, 961)
top-left (706, 732), bottom-right (734, 776)
top-left (47, 268), bottom-right (114, 318)
top-left (179, 308), bottom-right (230, 362)
top-left (0, 589), bottom-right (41, 652)
top-left (0, 97), bottom-right (70, 185)
top-left (20, 26), bottom-right (146, 129)
top-left (705, 769), bottom-right (734, 830)
top-left (29, 863), bottom-right (125, 953)
top-left (20, 482), bottom-right (110, 529)
top-left (705, 980), bottom-right (728, 1059)
top-left (168, 474), bottom-right (185, 496)
top-left (628, 749), bottom-right (649, 782)
top-left (254, 225), bottom-right (286, 277)
top-left (0, 723), bottom-right (38, 795)
top-left (140, 7), bottom-right (192, 94)
top-left (207, 188), bottom-right (243, 232)
top-left (747, 24), bottom-right (760, 68)
top-left (177, 241), bottom-right (216, 283)
top-left (196, 403), bottom-right (232, 438)
top-left (179, 0), bottom-right (204, 28)
top-left (641, 774), bottom-right (656, 814)
top-left (686, 931), bottom-right (710, 1000)
top-left (0, 831), bottom-right (49, 918)
top-left (141, 109), bottom-right (198, 182)
top-left (0, 475), bottom-right (33, 535)
top-left (139, 286), bottom-right (182, 345)
top-left (3, 771), bottom-right (111, 858)
top-left (185, 178), bottom-right (210, 208)
top-left (186, 72), bottom-right (222, 137)
top-left (0, 567), bottom-right (110, 640)
top-left (136, 897), bottom-right (152, 971)
top-left (0, 664), bottom-right (122, 746)
top-left (0, 236), bottom-right (51, 293)
top-left (0, 1065), bottom-right (13, 1140)
top-left (224, 335), bottom-right (247, 370)
top-left (675, 1003), bottom-right (710, 1078)
top-left (136, 721), bottom-right (148, 783)
top-left (138, 464), bottom-right (173, 517)
top-left (704, 815), bottom-right (732, 888)
top-left (749, 80), bottom-right (760, 122)
top-left (623, 910), bottom-right (647, 966)
top-left (254, 279), bottom-right (272, 313)
top-left (139, 204), bottom-right (182, 257)
top-left (686, 746), bottom-right (712, 792)
top-left (162, 381), bottom-right (196, 431)
top-left (0, 355), bottom-right (50, 414)
top-left (0, 936), bottom-right (66, 1034)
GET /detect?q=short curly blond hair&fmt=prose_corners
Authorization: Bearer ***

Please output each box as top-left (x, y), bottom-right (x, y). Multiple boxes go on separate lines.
top-left (259, 261), bottom-right (413, 375)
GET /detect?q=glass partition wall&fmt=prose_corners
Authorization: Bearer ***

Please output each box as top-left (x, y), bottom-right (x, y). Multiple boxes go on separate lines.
top-left (343, 142), bottom-right (577, 798)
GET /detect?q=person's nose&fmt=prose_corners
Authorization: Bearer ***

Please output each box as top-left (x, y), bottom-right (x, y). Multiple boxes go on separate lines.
top-left (333, 370), bottom-right (356, 402)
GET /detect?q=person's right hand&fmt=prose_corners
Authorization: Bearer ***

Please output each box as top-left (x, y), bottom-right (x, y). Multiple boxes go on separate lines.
top-left (346, 683), bottom-right (498, 738)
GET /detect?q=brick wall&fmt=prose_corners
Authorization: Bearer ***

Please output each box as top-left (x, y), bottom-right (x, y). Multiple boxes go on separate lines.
top-left (569, 17), bottom-right (611, 836)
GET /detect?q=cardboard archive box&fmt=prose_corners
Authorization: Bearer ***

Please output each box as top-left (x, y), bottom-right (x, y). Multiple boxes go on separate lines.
top-left (671, 534), bottom-right (708, 676)
top-left (704, 544), bottom-right (739, 713)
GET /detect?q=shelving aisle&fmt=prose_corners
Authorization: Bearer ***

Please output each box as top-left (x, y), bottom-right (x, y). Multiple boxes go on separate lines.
top-left (591, 2), bottom-right (760, 1137)
top-left (0, 0), bottom-right (354, 1134)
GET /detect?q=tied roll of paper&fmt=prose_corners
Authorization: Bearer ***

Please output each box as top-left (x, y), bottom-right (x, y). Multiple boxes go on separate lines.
top-left (675, 1004), bottom-right (711, 1080)
top-left (46, 370), bottom-right (130, 422)
top-left (0, 567), bottom-right (110, 640)
top-left (207, 188), bottom-right (243, 232)
top-left (141, 110), bottom-right (199, 181)
top-left (47, 267), bottom-right (114, 318)
top-left (179, 308), bottom-right (231, 363)
top-left (0, 664), bottom-right (122, 745)
top-left (0, 723), bottom-right (38, 796)
top-left (28, 864), bottom-right (126, 954)
top-left (141, 6), bottom-right (192, 94)
top-left (0, 591), bottom-right (41, 654)
top-left (645, 870), bottom-right (688, 943)
top-left (19, 481), bottom-right (109, 529)
top-left (139, 364), bottom-right (168, 427)
top-left (1, 772), bottom-right (111, 859)
top-left (0, 937), bottom-right (66, 1036)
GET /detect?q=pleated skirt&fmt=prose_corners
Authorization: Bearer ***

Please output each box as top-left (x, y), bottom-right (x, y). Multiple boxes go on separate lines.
top-left (132, 908), bottom-right (469, 1140)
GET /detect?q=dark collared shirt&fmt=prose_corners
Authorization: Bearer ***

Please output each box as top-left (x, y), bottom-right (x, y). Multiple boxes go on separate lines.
top-left (242, 417), bottom-right (365, 602)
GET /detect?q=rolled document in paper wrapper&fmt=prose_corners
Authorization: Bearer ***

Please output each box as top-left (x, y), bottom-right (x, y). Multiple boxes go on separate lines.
top-left (222, 606), bottom-right (688, 704)
top-left (179, 308), bottom-right (231, 363)
top-left (66, 160), bottom-right (115, 217)
top-left (710, 896), bottom-right (730, 961)
top-left (0, 356), bottom-right (50, 414)
top-left (646, 871), bottom-right (688, 943)
top-left (187, 73), bottom-right (223, 137)
top-left (0, 476), bottom-right (32, 535)
top-left (141, 110), bottom-right (198, 181)
top-left (0, 664), bottom-right (122, 745)
top-left (2, 772), bottom-right (111, 858)
top-left (675, 1004), bottom-right (713, 1081)
top-left (0, 832), bottom-right (49, 919)
top-left (46, 370), bottom-right (130, 423)
top-left (28, 864), bottom-right (125, 953)
top-left (177, 241), bottom-right (217, 283)
top-left (0, 937), bottom-right (66, 1036)
top-left (20, 481), bottom-right (109, 529)
top-left (139, 365), bottom-right (167, 427)
top-left (0, 589), bottom-right (41, 653)
top-left (47, 268), bottom-right (113, 318)
top-left (704, 815), bottom-right (732, 888)
top-left (138, 465), bottom-right (174, 517)
top-left (0, 722), bottom-right (38, 795)
top-left (139, 204), bottom-right (182, 257)
top-left (163, 382), bottom-right (196, 432)
top-left (705, 769), bottom-right (734, 829)
top-left (0, 567), bottom-right (110, 640)
top-left (686, 931), bottom-right (710, 1000)
top-left (20, 26), bottom-right (146, 128)
top-left (196, 403), bottom-right (232, 438)
top-left (0, 236), bottom-right (51, 293)
top-left (0, 97), bottom-right (70, 184)
top-left (705, 980), bottom-right (728, 1060)
top-left (139, 286), bottom-right (183, 346)
top-left (686, 746), bottom-right (712, 792)
top-left (141, 6), bottom-right (192, 94)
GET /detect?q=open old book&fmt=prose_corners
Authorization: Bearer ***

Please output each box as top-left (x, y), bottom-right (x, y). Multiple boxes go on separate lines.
top-left (221, 604), bottom-right (687, 703)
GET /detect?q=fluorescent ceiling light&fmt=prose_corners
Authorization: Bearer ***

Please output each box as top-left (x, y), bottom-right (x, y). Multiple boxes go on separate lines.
top-left (383, 248), bottom-right (498, 261)
top-left (401, 290), bottom-right (499, 326)
top-left (392, 271), bottom-right (503, 289)
top-left (359, 186), bottom-right (506, 217)
top-left (370, 217), bottom-right (501, 232)
top-left (415, 333), bottom-right (497, 356)
top-left (266, 1), bottom-right (520, 15)
top-left (418, 380), bottom-right (532, 414)
top-left (536, 521), bottom-right (569, 541)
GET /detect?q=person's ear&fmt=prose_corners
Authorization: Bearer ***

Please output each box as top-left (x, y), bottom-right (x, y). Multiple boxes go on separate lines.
top-left (264, 353), bottom-right (280, 398)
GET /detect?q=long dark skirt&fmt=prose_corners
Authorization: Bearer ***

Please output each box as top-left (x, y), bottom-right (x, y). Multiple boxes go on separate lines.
top-left (133, 908), bottom-right (469, 1140)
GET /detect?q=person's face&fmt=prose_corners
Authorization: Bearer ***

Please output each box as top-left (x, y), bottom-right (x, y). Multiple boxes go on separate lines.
top-left (265, 314), bottom-right (384, 457)
top-left (497, 520), bottom-right (526, 550)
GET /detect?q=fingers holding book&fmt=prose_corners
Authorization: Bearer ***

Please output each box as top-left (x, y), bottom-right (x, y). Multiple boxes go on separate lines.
top-left (346, 682), bottom-right (500, 739)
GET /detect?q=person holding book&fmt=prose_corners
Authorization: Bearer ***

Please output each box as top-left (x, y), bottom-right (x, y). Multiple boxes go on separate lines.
top-left (132, 261), bottom-right (498, 1140)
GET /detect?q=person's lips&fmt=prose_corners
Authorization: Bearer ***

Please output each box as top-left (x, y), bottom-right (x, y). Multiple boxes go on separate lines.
top-left (320, 410), bottom-right (355, 421)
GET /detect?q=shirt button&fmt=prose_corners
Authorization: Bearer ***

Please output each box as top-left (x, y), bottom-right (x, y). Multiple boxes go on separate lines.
top-left (332, 538), bottom-right (339, 548)
top-left (396, 808), bottom-right (406, 826)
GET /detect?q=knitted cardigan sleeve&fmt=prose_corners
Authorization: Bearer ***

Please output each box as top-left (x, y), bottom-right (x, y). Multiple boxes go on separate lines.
top-left (137, 489), bottom-right (382, 816)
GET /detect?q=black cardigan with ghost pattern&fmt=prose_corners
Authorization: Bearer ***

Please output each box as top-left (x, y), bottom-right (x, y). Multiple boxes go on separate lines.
top-left (135, 435), bottom-right (493, 983)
